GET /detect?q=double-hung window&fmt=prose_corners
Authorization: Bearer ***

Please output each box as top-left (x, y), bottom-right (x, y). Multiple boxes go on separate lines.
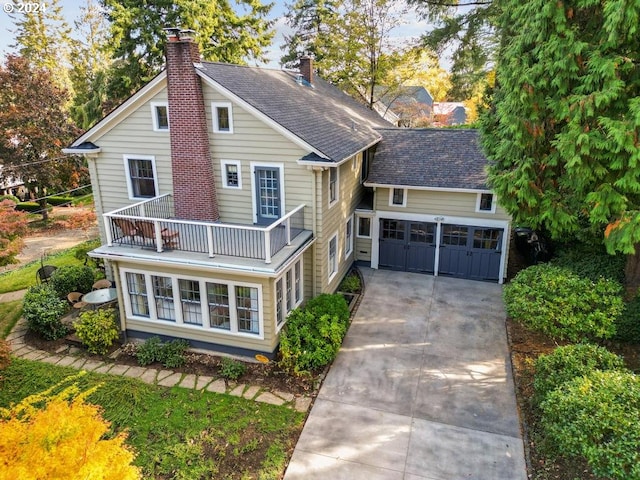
top-left (328, 233), bottom-right (338, 280)
top-left (221, 160), bottom-right (242, 189)
top-left (151, 102), bottom-right (169, 131)
top-left (126, 272), bottom-right (149, 317)
top-left (236, 286), bottom-right (260, 334)
top-left (124, 155), bottom-right (157, 199)
top-left (329, 167), bottom-right (338, 206)
top-left (476, 193), bottom-right (496, 213)
top-left (390, 188), bottom-right (407, 207)
top-left (345, 216), bottom-right (353, 258)
top-left (207, 282), bottom-right (230, 330)
top-left (179, 279), bottom-right (202, 326)
top-left (152, 276), bottom-right (175, 321)
top-left (212, 102), bottom-right (234, 133)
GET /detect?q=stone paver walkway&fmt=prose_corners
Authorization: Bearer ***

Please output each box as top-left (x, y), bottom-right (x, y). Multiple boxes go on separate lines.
top-left (5, 316), bottom-right (311, 413)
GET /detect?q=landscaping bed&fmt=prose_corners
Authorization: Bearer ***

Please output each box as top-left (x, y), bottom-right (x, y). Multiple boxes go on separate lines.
top-left (508, 303), bottom-right (640, 480)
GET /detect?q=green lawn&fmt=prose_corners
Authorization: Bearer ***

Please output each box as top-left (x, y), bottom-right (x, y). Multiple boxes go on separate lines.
top-left (0, 239), bottom-right (98, 294)
top-left (0, 300), bottom-right (22, 338)
top-left (0, 358), bottom-right (305, 479)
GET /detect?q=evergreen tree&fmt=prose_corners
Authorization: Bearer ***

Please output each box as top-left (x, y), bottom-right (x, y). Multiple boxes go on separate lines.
top-left (70, 0), bottom-right (114, 129)
top-left (9, 0), bottom-right (74, 95)
top-left (280, 0), bottom-right (341, 71)
top-left (480, 0), bottom-right (640, 292)
top-left (102, 0), bottom-right (274, 102)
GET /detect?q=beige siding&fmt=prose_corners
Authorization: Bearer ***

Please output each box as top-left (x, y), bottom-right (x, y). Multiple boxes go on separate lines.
top-left (203, 86), bottom-right (314, 227)
top-left (375, 188), bottom-right (511, 221)
top-left (315, 154), bottom-right (364, 293)
top-left (355, 236), bottom-right (372, 262)
top-left (115, 261), bottom-right (277, 353)
top-left (90, 84), bottom-right (173, 222)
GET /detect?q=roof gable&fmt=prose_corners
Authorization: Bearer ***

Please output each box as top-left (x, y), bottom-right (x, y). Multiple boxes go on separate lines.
top-left (367, 128), bottom-right (489, 191)
top-left (198, 62), bottom-right (391, 162)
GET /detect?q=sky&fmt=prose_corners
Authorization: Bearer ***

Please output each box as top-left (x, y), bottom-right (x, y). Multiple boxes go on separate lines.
top-left (0, 0), bottom-right (436, 69)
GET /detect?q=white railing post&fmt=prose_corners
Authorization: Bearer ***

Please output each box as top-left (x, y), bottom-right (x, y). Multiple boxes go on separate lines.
top-left (153, 221), bottom-right (163, 253)
top-left (264, 230), bottom-right (272, 264)
top-left (285, 216), bottom-right (291, 245)
top-left (207, 225), bottom-right (215, 258)
top-left (104, 216), bottom-right (113, 246)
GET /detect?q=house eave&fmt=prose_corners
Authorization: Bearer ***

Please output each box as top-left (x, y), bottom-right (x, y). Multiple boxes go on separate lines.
top-left (364, 182), bottom-right (491, 194)
top-left (297, 137), bottom-right (382, 167)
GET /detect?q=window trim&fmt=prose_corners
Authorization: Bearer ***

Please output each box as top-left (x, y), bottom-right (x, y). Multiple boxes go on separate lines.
top-left (345, 215), bottom-right (354, 259)
top-left (220, 159), bottom-right (242, 189)
top-left (212, 101), bottom-right (234, 134)
top-left (328, 166), bottom-right (339, 208)
top-left (328, 232), bottom-right (338, 282)
top-left (275, 258), bottom-right (304, 333)
top-left (250, 161), bottom-right (285, 225)
top-left (356, 214), bottom-right (372, 239)
top-left (120, 268), bottom-right (264, 339)
top-left (389, 188), bottom-right (407, 207)
top-left (476, 192), bottom-right (496, 213)
top-left (123, 154), bottom-right (159, 200)
top-left (150, 101), bottom-right (169, 131)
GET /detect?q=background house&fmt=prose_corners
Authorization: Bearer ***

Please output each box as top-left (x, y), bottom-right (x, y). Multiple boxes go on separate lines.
top-left (374, 86), bottom-right (434, 127)
top-left (64, 32), bottom-right (509, 357)
top-left (433, 102), bottom-right (467, 126)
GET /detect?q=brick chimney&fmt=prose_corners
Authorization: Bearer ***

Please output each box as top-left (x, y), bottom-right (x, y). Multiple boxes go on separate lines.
top-left (299, 55), bottom-right (313, 85)
top-left (165, 28), bottom-right (219, 222)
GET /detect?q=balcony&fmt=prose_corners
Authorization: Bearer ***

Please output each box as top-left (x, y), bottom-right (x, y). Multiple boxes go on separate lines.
top-left (103, 194), bottom-right (309, 264)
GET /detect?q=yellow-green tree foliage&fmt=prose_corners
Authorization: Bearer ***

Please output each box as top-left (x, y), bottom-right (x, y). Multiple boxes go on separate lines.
top-left (0, 373), bottom-right (141, 480)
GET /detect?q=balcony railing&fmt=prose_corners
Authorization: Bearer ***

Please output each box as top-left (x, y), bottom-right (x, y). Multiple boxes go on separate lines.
top-left (103, 194), bottom-right (307, 264)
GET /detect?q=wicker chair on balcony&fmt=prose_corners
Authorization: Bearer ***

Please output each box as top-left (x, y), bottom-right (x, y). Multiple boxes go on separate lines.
top-left (113, 218), bottom-right (139, 244)
top-left (136, 221), bottom-right (179, 249)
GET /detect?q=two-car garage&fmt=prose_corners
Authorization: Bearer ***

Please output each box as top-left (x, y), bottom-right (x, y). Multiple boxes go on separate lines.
top-left (377, 218), bottom-right (506, 283)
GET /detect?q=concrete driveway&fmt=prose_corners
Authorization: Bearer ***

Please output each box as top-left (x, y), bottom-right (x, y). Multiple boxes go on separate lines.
top-left (285, 269), bottom-right (527, 480)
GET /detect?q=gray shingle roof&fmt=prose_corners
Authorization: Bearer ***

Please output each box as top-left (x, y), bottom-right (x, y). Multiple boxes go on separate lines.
top-left (367, 128), bottom-right (489, 190)
top-left (199, 62), bottom-right (391, 162)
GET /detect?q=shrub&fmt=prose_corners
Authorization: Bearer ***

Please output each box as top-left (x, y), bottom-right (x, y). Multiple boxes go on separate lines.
top-left (504, 264), bottom-right (623, 342)
top-left (74, 308), bottom-right (120, 355)
top-left (279, 306), bottom-right (348, 375)
top-left (15, 201), bottom-right (50, 213)
top-left (614, 295), bottom-right (640, 343)
top-left (540, 370), bottom-right (640, 479)
top-left (50, 264), bottom-right (95, 297)
top-left (135, 336), bottom-right (189, 368)
top-left (533, 344), bottom-right (626, 405)
top-left (0, 374), bottom-right (141, 480)
top-left (552, 243), bottom-right (625, 284)
top-left (304, 293), bottom-right (350, 326)
top-left (0, 194), bottom-right (20, 204)
top-left (338, 273), bottom-right (361, 293)
top-left (219, 357), bottom-right (247, 381)
top-left (0, 339), bottom-right (11, 375)
top-left (46, 195), bottom-right (74, 206)
top-left (23, 284), bottom-right (68, 340)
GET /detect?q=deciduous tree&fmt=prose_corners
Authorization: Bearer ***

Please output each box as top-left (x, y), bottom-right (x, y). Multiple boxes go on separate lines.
top-left (480, 0), bottom-right (640, 293)
top-left (0, 199), bottom-right (28, 267)
top-left (0, 56), bottom-right (81, 221)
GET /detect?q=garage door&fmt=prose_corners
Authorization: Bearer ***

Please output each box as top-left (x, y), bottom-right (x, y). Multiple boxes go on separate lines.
top-left (379, 220), bottom-right (503, 282)
top-left (379, 219), bottom-right (436, 273)
top-left (438, 224), bottom-right (503, 281)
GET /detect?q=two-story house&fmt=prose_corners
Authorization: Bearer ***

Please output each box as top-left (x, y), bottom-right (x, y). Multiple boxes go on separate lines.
top-left (63, 30), bottom-right (510, 357)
